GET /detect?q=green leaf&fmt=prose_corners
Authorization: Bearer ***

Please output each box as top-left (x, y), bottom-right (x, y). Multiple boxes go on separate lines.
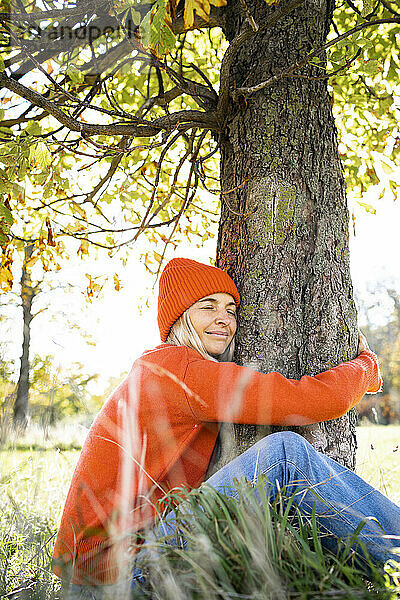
top-left (330, 50), bottom-right (343, 61)
top-left (355, 38), bottom-right (373, 49)
top-left (0, 155), bottom-right (16, 166)
top-left (130, 7), bottom-right (142, 24)
top-left (25, 121), bottom-right (43, 135)
top-left (140, 0), bottom-right (176, 58)
top-left (0, 55), bottom-right (4, 72)
top-left (67, 66), bottom-right (85, 84)
top-left (0, 200), bottom-right (13, 225)
top-left (11, 182), bottom-right (24, 199)
top-left (359, 60), bottom-right (381, 76)
top-left (35, 142), bottom-right (52, 170)
top-left (381, 96), bottom-right (394, 109)
top-left (361, 0), bottom-right (373, 17)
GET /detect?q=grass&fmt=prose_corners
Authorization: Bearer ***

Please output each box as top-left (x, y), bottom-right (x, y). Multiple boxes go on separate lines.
top-left (0, 423), bottom-right (399, 599)
top-left (356, 425), bottom-right (400, 504)
top-left (131, 478), bottom-right (400, 600)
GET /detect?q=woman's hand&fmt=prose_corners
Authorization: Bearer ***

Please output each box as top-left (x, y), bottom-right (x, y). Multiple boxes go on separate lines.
top-left (358, 330), bottom-right (371, 355)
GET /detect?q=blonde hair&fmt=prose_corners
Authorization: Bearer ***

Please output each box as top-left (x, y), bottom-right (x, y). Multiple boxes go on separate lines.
top-left (166, 308), bottom-right (235, 362)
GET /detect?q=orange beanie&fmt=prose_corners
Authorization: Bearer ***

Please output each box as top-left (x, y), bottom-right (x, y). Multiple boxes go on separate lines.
top-left (158, 257), bottom-right (240, 342)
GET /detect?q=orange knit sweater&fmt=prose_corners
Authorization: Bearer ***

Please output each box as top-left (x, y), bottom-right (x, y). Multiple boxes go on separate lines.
top-left (52, 344), bottom-right (381, 585)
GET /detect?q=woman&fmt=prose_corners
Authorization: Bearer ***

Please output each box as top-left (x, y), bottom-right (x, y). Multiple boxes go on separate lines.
top-left (53, 257), bottom-right (399, 596)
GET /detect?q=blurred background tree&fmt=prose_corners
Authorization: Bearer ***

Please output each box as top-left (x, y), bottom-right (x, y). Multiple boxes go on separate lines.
top-left (357, 287), bottom-right (400, 425)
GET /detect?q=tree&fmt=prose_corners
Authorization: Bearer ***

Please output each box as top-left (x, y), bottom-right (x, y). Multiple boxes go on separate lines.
top-left (0, 0), bottom-right (399, 466)
top-left (13, 242), bottom-right (37, 425)
top-left (2, 240), bottom-right (91, 427)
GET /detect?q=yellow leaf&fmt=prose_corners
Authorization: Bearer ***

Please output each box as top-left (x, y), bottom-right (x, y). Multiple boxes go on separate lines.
top-left (0, 266), bottom-right (13, 291)
top-left (184, 0), bottom-right (195, 28)
top-left (195, 0), bottom-right (210, 21)
top-left (70, 201), bottom-right (87, 220)
top-left (35, 141), bottom-right (52, 170)
top-left (209, 0), bottom-right (226, 6)
top-left (66, 222), bottom-right (86, 233)
top-left (84, 274), bottom-right (105, 301)
top-left (78, 238), bottom-right (89, 257)
top-left (114, 273), bottom-right (123, 291)
top-left (381, 162), bottom-right (394, 175)
top-left (25, 255), bottom-right (39, 269)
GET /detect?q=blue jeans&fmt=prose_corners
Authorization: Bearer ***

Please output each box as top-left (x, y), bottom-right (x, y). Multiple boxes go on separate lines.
top-left (132, 431), bottom-right (400, 587)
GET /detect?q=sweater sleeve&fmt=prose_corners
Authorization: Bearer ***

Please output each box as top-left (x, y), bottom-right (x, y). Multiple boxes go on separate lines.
top-left (183, 350), bottom-right (382, 426)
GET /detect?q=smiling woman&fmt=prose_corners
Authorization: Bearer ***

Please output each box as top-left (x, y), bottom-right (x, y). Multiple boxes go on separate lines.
top-left (52, 257), bottom-right (400, 599)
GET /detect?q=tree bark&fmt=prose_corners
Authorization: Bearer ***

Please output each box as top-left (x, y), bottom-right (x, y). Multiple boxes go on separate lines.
top-left (14, 244), bottom-right (36, 427)
top-left (207, 0), bottom-right (359, 475)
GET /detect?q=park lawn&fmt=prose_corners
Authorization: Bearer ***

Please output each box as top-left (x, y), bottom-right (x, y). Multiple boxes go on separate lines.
top-left (356, 424), bottom-right (400, 504)
top-left (1, 424), bottom-right (399, 529)
top-left (0, 448), bottom-right (80, 597)
top-left (1, 424), bottom-right (399, 598)
top-left (1, 424), bottom-right (398, 514)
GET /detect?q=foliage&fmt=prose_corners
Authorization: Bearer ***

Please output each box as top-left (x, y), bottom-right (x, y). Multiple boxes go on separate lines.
top-left (0, 0), bottom-right (398, 287)
top-left (0, 353), bottom-right (98, 439)
top-left (27, 354), bottom-right (98, 424)
top-left (329, 5), bottom-right (399, 205)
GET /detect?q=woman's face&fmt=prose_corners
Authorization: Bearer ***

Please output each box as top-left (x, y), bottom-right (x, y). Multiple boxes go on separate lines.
top-left (187, 292), bottom-right (237, 357)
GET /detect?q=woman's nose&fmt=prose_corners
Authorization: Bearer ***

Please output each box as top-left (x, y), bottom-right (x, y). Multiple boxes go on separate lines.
top-left (215, 311), bottom-right (230, 324)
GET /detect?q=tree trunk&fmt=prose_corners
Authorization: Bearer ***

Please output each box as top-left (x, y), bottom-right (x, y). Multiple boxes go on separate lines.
top-left (208, 0), bottom-right (359, 475)
top-left (14, 244), bottom-right (35, 427)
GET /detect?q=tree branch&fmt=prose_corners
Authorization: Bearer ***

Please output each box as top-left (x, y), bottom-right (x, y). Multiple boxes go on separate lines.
top-left (232, 18), bottom-right (400, 99)
top-left (0, 72), bottom-right (218, 136)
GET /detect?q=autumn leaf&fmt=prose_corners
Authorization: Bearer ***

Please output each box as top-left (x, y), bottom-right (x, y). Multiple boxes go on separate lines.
top-left (25, 254), bottom-right (40, 269)
top-left (114, 273), bottom-right (123, 291)
top-left (46, 217), bottom-right (56, 246)
top-left (70, 201), bottom-right (87, 220)
top-left (85, 274), bottom-right (105, 301)
top-left (140, 0), bottom-right (176, 58)
top-left (0, 245), bottom-right (13, 291)
top-left (183, 0), bottom-right (216, 28)
top-left (78, 238), bottom-right (89, 257)
top-left (0, 265), bottom-right (13, 291)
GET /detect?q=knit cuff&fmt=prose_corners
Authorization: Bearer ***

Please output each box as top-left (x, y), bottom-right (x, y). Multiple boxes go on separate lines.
top-left (360, 350), bottom-right (382, 394)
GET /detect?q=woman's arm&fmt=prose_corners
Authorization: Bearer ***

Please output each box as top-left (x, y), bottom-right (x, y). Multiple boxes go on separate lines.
top-left (182, 342), bottom-right (381, 426)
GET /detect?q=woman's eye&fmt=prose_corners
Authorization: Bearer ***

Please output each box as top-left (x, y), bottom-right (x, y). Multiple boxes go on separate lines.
top-left (202, 306), bottom-right (214, 310)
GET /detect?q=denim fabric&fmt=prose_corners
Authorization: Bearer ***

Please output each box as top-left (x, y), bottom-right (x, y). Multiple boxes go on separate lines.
top-left (205, 431), bottom-right (400, 565)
